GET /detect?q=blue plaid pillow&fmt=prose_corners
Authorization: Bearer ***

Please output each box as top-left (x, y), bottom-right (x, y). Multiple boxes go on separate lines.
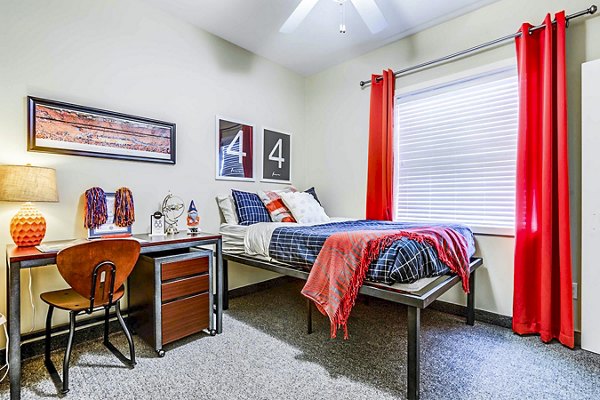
top-left (231, 189), bottom-right (272, 225)
top-left (304, 187), bottom-right (321, 205)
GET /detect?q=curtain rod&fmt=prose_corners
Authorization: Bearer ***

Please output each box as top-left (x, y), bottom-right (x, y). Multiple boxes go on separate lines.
top-left (359, 5), bottom-right (598, 87)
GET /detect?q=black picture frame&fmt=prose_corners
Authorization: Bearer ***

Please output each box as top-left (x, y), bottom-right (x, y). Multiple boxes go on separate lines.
top-left (261, 128), bottom-right (291, 184)
top-left (28, 96), bottom-right (176, 165)
top-left (215, 115), bottom-right (255, 181)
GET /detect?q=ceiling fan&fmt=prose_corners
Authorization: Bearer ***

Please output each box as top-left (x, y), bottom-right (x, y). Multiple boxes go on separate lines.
top-left (280, 0), bottom-right (387, 34)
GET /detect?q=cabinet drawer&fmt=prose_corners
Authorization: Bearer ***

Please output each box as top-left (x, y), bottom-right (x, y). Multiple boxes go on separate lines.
top-left (161, 274), bottom-right (209, 303)
top-left (161, 256), bottom-right (209, 281)
top-left (161, 293), bottom-right (210, 345)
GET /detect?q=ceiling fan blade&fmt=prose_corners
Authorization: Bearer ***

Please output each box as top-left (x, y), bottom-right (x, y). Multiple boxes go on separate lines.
top-left (280, 0), bottom-right (320, 33)
top-left (350, 0), bottom-right (387, 33)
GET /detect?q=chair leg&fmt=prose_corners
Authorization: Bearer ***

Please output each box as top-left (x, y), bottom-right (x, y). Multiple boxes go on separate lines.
top-left (115, 301), bottom-right (136, 366)
top-left (306, 298), bottom-right (313, 335)
top-left (44, 306), bottom-right (54, 365)
top-left (62, 311), bottom-right (77, 394)
top-left (104, 306), bottom-right (110, 345)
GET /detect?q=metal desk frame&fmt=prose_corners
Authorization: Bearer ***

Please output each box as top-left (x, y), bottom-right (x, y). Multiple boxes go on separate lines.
top-left (223, 253), bottom-right (482, 400)
top-left (5, 232), bottom-right (223, 400)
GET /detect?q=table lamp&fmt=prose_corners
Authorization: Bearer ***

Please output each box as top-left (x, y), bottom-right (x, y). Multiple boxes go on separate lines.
top-left (0, 165), bottom-right (58, 247)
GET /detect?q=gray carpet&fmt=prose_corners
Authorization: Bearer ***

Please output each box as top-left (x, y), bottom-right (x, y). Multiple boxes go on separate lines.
top-left (2, 281), bottom-right (600, 399)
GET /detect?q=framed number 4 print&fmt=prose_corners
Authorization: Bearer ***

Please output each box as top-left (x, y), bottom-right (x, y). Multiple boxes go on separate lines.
top-left (261, 128), bottom-right (291, 184)
top-left (215, 116), bottom-right (255, 181)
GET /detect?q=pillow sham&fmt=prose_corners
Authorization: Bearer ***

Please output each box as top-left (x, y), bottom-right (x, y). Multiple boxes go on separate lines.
top-left (231, 189), bottom-right (272, 226)
top-left (280, 191), bottom-right (330, 224)
top-left (216, 195), bottom-right (238, 224)
top-left (258, 190), bottom-right (296, 223)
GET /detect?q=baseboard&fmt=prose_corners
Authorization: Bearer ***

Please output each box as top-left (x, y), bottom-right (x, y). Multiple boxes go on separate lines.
top-left (228, 276), bottom-right (296, 299)
top-left (0, 313), bottom-right (127, 362)
top-left (0, 278), bottom-right (294, 362)
top-left (427, 300), bottom-right (582, 348)
top-left (230, 277), bottom-right (584, 347)
top-left (428, 300), bottom-right (512, 328)
top-left (0, 277), bottom-right (582, 360)
top-left (231, 277), bottom-right (512, 329)
top-left (231, 277), bottom-right (515, 330)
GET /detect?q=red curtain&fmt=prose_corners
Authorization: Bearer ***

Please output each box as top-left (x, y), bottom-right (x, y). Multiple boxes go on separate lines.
top-left (513, 11), bottom-right (574, 348)
top-left (366, 69), bottom-right (395, 220)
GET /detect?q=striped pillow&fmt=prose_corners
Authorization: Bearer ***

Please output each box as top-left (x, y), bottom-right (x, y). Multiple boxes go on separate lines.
top-left (258, 190), bottom-right (296, 223)
top-left (231, 189), bottom-right (272, 226)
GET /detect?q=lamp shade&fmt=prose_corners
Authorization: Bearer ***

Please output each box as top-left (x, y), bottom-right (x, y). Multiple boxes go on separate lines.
top-left (0, 165), bottom-right (58, 202)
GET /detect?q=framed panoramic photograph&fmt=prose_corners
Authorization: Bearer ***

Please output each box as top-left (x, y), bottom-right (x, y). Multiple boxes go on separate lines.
top-left (87, 193), bottom-right (132, 239)
top-left (28, 96), bottom-right (176, 164)
top-left (215, 116), bottom-right (255, 181)
top-left (261, 128), bottom-right (291, 184)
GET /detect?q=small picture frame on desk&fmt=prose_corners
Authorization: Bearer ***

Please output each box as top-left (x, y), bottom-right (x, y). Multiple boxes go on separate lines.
top-left (88, 193), bottom-right (133, 239)
top-left (150, 211), bottom-right (166, 236)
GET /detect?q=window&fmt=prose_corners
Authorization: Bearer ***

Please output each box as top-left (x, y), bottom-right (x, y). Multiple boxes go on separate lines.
top-left (394, 66), bottom-right (518, 235)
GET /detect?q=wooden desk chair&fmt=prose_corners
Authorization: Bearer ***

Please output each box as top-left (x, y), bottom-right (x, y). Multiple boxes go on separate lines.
top-left (40, 239), bottom-right (141, 394)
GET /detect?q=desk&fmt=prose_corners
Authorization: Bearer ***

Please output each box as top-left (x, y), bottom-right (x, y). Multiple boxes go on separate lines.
top-left (5, 232), bottom-right (223, 400)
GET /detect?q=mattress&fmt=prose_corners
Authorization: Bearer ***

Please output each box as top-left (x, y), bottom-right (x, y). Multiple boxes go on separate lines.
top-left (269, 220), bottom-right (475, 285)
top-left (220, 218), bottom-right (354, 256)
top-left (220, 218), bottom-right (449, 292)
top-left (220, 223), bottom-right (248, 254)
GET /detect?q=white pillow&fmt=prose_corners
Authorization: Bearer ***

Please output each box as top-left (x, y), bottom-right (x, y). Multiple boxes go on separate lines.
top-left (280, 191), bottom-right (330, 224)
top-left (217, 195), bottom-right (238, 224)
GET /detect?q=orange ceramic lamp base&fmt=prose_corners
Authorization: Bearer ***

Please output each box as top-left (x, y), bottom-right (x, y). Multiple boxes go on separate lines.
top-left (10, 202), bottom-right (47, 247)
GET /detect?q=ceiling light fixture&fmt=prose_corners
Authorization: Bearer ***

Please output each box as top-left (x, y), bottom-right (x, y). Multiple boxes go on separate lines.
top-left (280, 0), bottom-right (387, 35)
top-left (337, 0), bottom-right (347, 34)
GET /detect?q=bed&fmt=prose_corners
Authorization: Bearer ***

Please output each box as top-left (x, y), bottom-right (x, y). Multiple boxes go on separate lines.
top-left (219, 218), bottom-right (483, 400)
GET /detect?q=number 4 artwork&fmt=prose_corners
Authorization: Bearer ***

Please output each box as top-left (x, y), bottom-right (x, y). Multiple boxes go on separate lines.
top-left (215, 117), bottom-right (254, 181)
top-left (262, 129), bottom-right (291, 184)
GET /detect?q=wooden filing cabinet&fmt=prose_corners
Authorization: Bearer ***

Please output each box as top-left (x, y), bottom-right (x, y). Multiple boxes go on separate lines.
top-left (129, 249), bottom-right (214, 356)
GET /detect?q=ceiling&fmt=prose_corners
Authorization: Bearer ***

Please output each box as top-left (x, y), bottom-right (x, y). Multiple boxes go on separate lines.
top-left (144, 0), bottom-right (499, 76)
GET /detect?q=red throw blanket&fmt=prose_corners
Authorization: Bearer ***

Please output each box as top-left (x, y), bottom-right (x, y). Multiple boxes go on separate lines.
top-left (301, 227), bottom-right (470, 339)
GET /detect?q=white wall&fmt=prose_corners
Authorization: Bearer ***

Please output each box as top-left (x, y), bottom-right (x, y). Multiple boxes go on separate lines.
top-left (305, 0), bottom-right (600, 326)
top-left (581, 59), bottom-right (600, 353)
top-left (2, 0), bottom-right (599, 350)
top-left (0, 0), bottom-right (308, 345)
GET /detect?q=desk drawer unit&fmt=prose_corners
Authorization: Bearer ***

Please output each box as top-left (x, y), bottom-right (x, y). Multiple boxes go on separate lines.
top-left (161, 257), bottom-right (209, 281)
top-left (129, 249), bottom-right (214, 357)
top-left (161, 275), bottom-right (210, 302)
top-left (162, 293), bottom-right (210, 344)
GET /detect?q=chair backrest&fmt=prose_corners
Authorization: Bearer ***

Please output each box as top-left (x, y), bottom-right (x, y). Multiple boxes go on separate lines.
top-left (56, 239), bottom-right (141, 310)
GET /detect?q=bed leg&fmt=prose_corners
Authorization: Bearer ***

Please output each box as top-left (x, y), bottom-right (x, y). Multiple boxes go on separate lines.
top-left (466, 270), bottom-right (476, 326)
top-left (407, 306), bottom-right (421, 400)
top-left (306, 298), bottom-right (313, 334)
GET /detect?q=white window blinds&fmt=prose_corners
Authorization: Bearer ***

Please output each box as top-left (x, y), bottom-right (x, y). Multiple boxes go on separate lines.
top-left (394, 66), bottom-right (518, 234)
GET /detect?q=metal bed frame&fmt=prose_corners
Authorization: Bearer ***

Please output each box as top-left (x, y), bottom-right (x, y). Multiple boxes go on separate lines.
top-left (222, 253), bottom-right (483, 400)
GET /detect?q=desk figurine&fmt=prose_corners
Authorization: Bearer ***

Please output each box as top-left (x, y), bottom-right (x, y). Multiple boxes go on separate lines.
top-left (187, 200), bottom-right (200, 234)
top-left (161, 192), bottom-right (184, 234)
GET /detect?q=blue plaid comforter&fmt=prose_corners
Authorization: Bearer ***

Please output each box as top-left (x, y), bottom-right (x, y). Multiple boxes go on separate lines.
top-left (268, 220), bottom-right (475, 285)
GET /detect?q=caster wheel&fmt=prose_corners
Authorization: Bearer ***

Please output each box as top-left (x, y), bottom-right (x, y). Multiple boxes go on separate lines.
top-left (157, 349), bottom-right (165, 357)
top-left (209, 329), bottom-right (217, 336)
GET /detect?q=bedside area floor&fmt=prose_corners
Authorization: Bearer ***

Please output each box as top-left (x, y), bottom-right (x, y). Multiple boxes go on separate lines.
top-left (2, 281), bottom-right (600, 400)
